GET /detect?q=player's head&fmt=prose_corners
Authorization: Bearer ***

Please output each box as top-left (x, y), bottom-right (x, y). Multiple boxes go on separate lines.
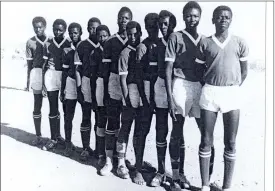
top-left (159, 10), bottom-right (177, 38)
top-left (53, 19), bottom-right (67, 39)
top-left (87, 17), bottom-right (101, 36)
top-left (117, 7), bottom-right (133, 31)
top-left (96, 25), bottom-right (110, 45)
top-left (32, 16), bottom-right (47, 37)
top-left (182, 1), bottom-right (202, 29)
top-left (212, 6), bottom-right (232, 33)
top-left (126, 21), bottom-right (142, 46)
top-left (68, 22), bottom-right (82, 43)
top-left (144, 13), bottom-right (159, 40)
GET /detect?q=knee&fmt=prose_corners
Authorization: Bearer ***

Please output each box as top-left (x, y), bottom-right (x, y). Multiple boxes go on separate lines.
top-left (199, 135), bottom-right (213, 151)
top-left (224, 139), bottom-right (236, 153)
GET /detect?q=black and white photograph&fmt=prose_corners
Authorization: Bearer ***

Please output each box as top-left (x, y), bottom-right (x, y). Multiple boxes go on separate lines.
top-left (0, 1), bottom-right (273, 191)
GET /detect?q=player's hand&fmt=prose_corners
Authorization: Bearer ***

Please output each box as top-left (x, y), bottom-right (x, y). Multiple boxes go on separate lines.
top-left (168, 99), bottom-right (177, 121)
top-left (91, 100), bottom-right (98, 111)
top-left (24, 87), bottom-right (29, 92)
top-left (60, 93), bottom-right (65, 103)
top-left (77, 89), bottom-right (84, 105)
top-left (42, 85), bottom-right (47, 98)
top-left (149, 99), bottom-right (156, 113)
top-left (103, 94), bottom-right (110, 107)
top-left (125, 95), bottom-right (132, 108)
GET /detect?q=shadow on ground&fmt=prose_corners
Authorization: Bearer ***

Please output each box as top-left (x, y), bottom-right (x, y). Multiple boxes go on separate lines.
top-left (1, 122), bottom-right (201, 191)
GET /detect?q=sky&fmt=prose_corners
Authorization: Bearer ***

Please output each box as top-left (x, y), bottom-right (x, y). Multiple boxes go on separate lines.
top-left (1, 2), bottom-right (266, 62)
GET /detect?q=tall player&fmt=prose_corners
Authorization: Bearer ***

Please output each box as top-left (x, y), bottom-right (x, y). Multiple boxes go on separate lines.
top-left (42, 19), bottom-right (70, 151)
top-left (99, 7), bottom-right (132, 176)
top-left (26, 16), bottom-right (50, 146)
top-left (195, 6), bottom-right (249, 191)
top-left (74, 17), bottom-right (101, 161)
top-left (150, 10), bottom-right (177, 187)
top-left (60, 22), bottom-right (83, 157)
top-left (90, 25), bottom-right (111, 167)
top-left (165, 2), bottom-right (214, 190)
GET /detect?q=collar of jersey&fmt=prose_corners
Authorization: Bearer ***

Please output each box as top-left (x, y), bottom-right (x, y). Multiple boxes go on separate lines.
top-left (71, 41), bottom-right (82, 50)
top-left (211, 33), bottom-right (232, 49)
top-left (161, 37), bottom-right (167, 46)
top-left (53, 37), bottom-right (67, 48)
top-left (87, 38), bottom-right (100, 48)
top-left (182, 29), bottom-right (201, 46)
top-left (127, 45), bottom-right (136, 51)
top-left (115, 33), bottom-right (128, 45)
top-left (35, 35), bottom-right (48, 45)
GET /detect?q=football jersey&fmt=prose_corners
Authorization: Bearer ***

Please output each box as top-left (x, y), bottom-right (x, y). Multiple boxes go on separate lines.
top-left (136, 37), bottom-right (159, 81)
top-left (157, 37), bottom-right (168, 79)
top-left (62, 41), bottom-right (82, 79)
top-left (26, 35), bottom-right (50, 68)
top-left (43, 37), bottom-right (71, 71)
top-left (102, 33), bottom-right (128, 74)
top-left (118, 45), bottom-right (138, 84)
top-left (165, 30), bottom-right (203, 82)
top-left (90, 45), bottom-right (104, 78)
top-left (74, 38), bottom-right (100, 77)
top-left (195, 34), bottom-right (249, 86)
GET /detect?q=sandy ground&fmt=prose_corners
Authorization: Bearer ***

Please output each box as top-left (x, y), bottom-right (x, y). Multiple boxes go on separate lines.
top-left (1, 59), bottom-right (265, 191)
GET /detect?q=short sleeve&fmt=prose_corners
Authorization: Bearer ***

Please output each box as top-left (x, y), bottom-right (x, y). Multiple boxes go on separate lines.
top-left (165, 33), bottom-right (177, 62)
top-left (118, 50), bottom-right (129, 75)
top-left (26, 40), bottom-right (33, 60)
top-left (102, 38), bottom-right (112, 63)
top-left (43, 43), bottom-right (49, 60)
top-left (239, 38), bottom-right (249, 62)
top-left (195, 40), bottom-right (206, 65)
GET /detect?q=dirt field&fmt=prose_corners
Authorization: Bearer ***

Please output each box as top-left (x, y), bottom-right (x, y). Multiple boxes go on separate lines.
top-left (1, 59), bottom-right (265, 191)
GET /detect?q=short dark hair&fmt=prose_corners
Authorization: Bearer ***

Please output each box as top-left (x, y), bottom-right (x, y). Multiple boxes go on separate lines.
top-left (144, 13), bottom-right (159, 25)
top-left (87, 17), bottom-right (101, 27)
top-left (118, 7), bottom-right (133, 20)
top-left (159, 10), bottom-right (177, 29)
top-left (32, 16), bottom-right (46, 27)
top-left (213, 5), bottom-right (233, 19)
top-left (53, 19), bottom-right (67, 30)
top-left (183, 1), bottom-right (202, 15)
top-left (126, 21), bottom-right (142, 33)
top-left (96, 25), bottom-right (111, 36)
top-left (68, 22), bottom-right (82, 33)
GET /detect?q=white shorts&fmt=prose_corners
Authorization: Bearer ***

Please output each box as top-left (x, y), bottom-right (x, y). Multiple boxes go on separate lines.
top-left (81, 76), bottom-right (92, 103)
top-left (199, 84), bottom-right (241, 113)
top-left (108, 72), bottom-right (123, 101)
top-left (128, 81), bottom-right (150, 108)
top-left (44, 69), bottom-right (62, 92)
top-left (64, 76), bottom-right (77, 100)
top-left (30, 68), bottom-right (43, 92)
top-left (96, 77), bottom-right (104, 107)
top-left (154, 77), bottom-right (168, 108)
top-left (172, 77), bottom-right (202, 118)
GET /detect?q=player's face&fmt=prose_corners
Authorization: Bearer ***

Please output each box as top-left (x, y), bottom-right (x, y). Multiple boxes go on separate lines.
top-left (117, 12), bottom-right (131, 30)
top-left (97, 30), bottom-right (109, 45)
top-left (213, 10), bottom-right (232, 32)
top-left (53, 24), bottom-right (66, 38)
top-left (127, 27), bottom-right (141, 46)
top-left (88, 22), bottom-right (100, 36)
top-left (145, 19), bottom-right (159, 39)
top-left (183, 8), bottom-right (201, 28)
top-left (69, 27), bottom-right (81, 43)
top-left (159, 16), bottom-right (172, 37)
top-left (33, 22), bottom-right (46, 37)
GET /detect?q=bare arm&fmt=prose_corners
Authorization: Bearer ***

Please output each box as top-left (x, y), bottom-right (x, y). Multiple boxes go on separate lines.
top-left (240, 61), bottom-right (248, 86)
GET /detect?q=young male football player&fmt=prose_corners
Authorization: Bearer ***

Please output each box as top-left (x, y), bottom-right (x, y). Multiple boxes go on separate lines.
top-left (99, 7), bottom-right (132, 176)
top-left (42, 19), bottom-right (70, 151)
top-left (150, 10), bottom-right (177, 187)
top-left (165, 2), bottom-right (214, 190)
top-left (74, 17), bottom-right (101, 161)
top-left (116, 21), bottom-right (150, 185)
top-left (195, 6), bottom-right (249, 191)
top-left (60, 22), bottom-right (83, 157)
top-left (26, 16), bottom-right (50, 146)
top-left (90, 24), bottom-right (111, 167)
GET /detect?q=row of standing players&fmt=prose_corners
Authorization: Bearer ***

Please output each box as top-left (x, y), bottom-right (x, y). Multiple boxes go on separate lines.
top-left (25, 2), bottom-right (249, 191)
